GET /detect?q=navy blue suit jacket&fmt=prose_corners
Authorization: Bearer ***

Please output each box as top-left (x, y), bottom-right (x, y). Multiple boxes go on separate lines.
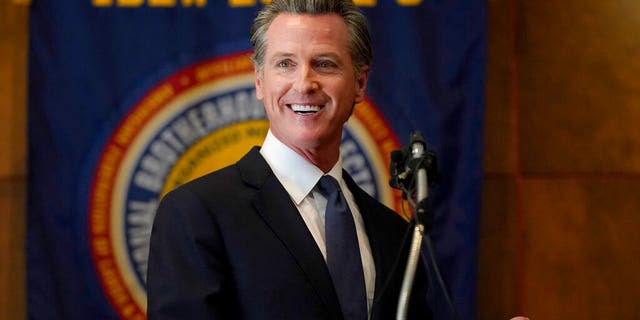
top-left (147, 147), bottom-right (432, 319)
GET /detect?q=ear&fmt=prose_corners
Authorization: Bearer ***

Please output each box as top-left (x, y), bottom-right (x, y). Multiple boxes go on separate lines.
top-left (354, 65), bottom-right (370, 103)
top-left (254, 66), bottom-right (264, 101)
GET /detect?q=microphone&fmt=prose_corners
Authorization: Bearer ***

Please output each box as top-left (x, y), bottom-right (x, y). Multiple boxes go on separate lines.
top-left (408, 131), bottom-right (426, 164)
top-left (388, 131), bottom-right (441, 205)
top-left (408, 131), bottom-right (430, 228)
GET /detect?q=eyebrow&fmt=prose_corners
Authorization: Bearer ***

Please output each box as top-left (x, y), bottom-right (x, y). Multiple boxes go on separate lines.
top-left (268, 52), bottom-right (344, 64)
top-left (314, 52), bottom-right (342, 62)
top-left (268, 52), bottom-right (294, 63)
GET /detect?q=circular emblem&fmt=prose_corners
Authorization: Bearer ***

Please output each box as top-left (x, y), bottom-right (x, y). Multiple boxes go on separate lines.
top-left (88, 52), bottom-right (402, 319)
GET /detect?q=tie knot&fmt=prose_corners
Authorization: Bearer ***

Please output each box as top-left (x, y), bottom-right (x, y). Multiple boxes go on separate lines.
top-left (318, 175), bottom-right (341, 196)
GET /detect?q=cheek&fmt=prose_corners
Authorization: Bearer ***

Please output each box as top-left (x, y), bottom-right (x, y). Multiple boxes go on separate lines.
top-left (262, 79), bottom-right (289, 102)
top-left (330, 80), bottom-right (357, 104)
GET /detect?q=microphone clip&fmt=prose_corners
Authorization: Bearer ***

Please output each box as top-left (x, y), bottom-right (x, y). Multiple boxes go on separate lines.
top-left (389, 131), bottom-right (441, 228)
top-left (389, 131), bottom-right (441, 194)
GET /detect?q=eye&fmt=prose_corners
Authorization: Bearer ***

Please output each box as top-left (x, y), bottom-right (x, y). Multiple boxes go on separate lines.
top-left (317, 60), bottom-right (336, 69)
top-left (277, 59), bottom-right (293, 68)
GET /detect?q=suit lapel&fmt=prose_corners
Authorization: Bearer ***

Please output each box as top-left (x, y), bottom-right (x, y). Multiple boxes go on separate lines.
top-left (237, 148), bottom-right (342, 319)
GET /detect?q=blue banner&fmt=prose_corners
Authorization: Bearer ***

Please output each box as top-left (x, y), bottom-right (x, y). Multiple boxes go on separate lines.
top-left (28, 1), bottom-right (485, 319)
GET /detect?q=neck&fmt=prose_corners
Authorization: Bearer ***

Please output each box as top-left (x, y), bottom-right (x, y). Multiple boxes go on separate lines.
top-left (289, 141), bottom-right (341, 173)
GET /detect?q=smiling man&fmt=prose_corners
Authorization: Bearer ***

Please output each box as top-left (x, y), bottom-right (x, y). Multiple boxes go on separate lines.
top-left (146, 1), bottom-right (432, 319)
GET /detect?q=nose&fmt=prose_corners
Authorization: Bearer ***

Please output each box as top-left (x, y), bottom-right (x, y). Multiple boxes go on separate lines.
top-left (293, 65), bottom-right (320, 94)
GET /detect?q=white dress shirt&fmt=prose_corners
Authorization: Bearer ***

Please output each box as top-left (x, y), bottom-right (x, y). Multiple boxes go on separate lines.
top-left (259, 130), bottom-right (376, 314)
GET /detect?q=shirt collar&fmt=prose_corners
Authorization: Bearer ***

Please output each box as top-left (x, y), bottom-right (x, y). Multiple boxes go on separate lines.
top-left (260, 130), bottom-right (343, 204)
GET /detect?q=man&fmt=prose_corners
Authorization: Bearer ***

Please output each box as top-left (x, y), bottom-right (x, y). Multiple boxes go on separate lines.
top-left (146, 0), bottom-right (432, 319)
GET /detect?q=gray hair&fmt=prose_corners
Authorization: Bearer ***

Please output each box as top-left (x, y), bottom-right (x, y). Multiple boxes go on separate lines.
top-left (249, 0), bottom-right (372, 77)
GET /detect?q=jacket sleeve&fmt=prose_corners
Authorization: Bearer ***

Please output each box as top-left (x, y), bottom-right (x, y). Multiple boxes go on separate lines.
top-left (146, 187), bottom-right (234, 319)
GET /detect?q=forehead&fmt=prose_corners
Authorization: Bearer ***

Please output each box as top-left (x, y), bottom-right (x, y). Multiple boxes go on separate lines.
top-left (265, 13), bottom-right (350, 54)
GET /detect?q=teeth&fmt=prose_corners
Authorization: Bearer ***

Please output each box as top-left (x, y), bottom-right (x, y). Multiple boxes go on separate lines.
top-left (290, 104), bottom-right (320, 113)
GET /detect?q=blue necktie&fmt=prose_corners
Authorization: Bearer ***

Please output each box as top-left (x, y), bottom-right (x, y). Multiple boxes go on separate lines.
top-left (318, 175), bottom-right (367, 320)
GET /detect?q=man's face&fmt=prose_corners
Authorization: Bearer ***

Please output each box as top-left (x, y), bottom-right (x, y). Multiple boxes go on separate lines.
top-left (255, 13), bottom-right (369, 153)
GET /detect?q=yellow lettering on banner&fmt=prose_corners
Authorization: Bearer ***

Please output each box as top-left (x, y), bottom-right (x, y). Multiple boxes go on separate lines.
top-left (91, 144), bottom-right (122, 235)
top-left (397, 0), bottom-right (422, 6)
top-left (99, 260), bottom-right (130, 305)
top-left (181, 0), bottom-right (207, 7)
top-left (92, 178), bottom-right (109, 207)
top-left (229, 0), bottom-right (270, 7)
top-left (117, 0), bottom-right (144, 7)
top-left (195, 58), bottom-right (253, 82)
top-left (228, 0), bottom-right (255, 7)
top-left (93, 238), bottom-right (111, 256)
top-left (92, 0), bottom-right (113, 6)
top-left (94, 0), bottom-right (206, 6)
top-left (148, 0), bottom-right (174, 7)
top-left (95, 0), bottom-right (420, 8)
top-left (91, 204), bottom-right (108, 234)
top-left (353, 0), bottom-right (376, 6)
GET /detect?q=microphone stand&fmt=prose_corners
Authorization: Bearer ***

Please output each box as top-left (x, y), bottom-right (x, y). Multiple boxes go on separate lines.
top-left (391, 131), bottom-right (457, 320)
top-left (395, 134), bottom-right (429, 320)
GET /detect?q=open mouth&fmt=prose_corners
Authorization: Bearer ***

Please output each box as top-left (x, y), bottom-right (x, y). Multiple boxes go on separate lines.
top-left (289, 104), bottom-right (321, 115)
